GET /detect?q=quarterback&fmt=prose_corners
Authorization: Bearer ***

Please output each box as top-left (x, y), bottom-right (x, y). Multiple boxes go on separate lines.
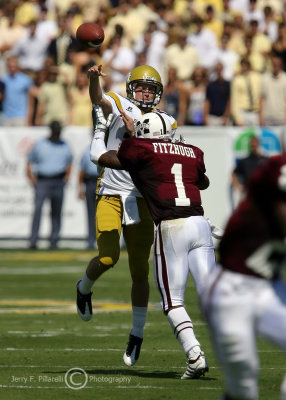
top-left (76, 64), bottom-right (177, 367)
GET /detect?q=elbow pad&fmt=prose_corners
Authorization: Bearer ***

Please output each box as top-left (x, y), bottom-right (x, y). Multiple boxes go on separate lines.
top-left (90, 129), bottom-right (107, 164)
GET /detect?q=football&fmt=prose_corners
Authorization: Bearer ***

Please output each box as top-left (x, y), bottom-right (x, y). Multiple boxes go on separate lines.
top-left (76, 23), bottom-right (105, 48)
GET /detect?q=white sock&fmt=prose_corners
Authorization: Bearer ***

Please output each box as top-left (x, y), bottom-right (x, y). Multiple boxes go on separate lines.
top-left (130, 306), bottom-right (147, 338)
top-left (167, 307), bottom-right (200, 357)
top-left (78, 272), bottom-right (94, 294)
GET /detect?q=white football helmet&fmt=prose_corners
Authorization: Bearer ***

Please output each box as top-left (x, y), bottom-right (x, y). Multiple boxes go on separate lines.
top-left (135, 112), bottom-right (173, 140)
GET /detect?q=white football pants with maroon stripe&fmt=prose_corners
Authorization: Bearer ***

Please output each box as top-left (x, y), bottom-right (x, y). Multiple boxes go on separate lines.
top-left (201, 265), bottom-right (286, 400)
top-left (153, 215), bottom-right (216, 312)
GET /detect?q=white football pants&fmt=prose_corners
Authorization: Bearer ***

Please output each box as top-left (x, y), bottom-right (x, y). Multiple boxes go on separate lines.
top-left (202, 265), bottom-right (286, 400)
top-left (153, 216), bottom-right (216, 312)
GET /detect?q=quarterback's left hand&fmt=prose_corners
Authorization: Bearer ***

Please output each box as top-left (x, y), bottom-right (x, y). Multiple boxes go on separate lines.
top-left (94, 105), bottom-right (113, 132)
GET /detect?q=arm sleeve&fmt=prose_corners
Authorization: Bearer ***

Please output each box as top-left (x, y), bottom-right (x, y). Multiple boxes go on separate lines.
top-left (90, 130), bottom-right (107, 165)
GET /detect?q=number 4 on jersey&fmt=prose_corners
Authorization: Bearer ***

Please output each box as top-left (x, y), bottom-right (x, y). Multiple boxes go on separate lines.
top-left (171, 163), bottom-right (191, 206)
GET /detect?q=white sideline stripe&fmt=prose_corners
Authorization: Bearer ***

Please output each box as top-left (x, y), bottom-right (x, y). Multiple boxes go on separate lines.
top-left (0, 385), bottom-right (167, 390)
top-left (2, 347), bottom-right (285, 354)
top-left (0, 266), bottom-right (83, 275)
top-left (6, 333), bottom-right (126, 338)
top-left (3, 348), bottom-right (123, 352)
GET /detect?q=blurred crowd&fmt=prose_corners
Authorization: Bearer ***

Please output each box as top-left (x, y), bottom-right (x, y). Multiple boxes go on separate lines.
top-left (1, 0), bottom-right (286, 127)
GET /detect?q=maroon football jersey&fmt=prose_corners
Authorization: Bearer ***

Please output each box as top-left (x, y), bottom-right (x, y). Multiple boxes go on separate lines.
top-left (118, 137), bottom-right (206, 224)
top-left (219, 154), bottom-right (286, 280)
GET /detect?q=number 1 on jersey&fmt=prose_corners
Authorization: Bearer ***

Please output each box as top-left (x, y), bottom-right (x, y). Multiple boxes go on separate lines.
top-left (171, 163), bottom-right (191, 206)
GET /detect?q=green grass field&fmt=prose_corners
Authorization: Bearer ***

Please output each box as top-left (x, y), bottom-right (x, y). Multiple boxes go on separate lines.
top-left (0, 249), bottom-right (285, 400)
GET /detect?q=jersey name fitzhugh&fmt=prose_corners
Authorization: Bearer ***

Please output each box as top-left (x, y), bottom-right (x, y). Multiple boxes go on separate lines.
top-left (152, 143), bottom-right (196, 158)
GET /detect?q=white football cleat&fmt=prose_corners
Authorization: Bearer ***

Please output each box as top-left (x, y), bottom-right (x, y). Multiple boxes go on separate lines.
top-left (181, 352), bottom-right (209, 379)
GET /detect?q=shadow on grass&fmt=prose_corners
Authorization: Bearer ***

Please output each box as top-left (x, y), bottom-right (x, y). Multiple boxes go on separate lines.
top-left (42, 368), bottom-right (217, 381)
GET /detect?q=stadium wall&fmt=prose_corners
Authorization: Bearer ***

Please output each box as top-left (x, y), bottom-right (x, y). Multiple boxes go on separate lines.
top-left (0, 125), bottom-right (283, 241)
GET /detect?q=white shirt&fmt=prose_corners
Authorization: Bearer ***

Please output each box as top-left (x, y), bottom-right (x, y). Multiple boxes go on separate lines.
top-left (215, 48), bottom-right (239, 81)
top-left (187, 28), bottom-right (218, 69)
top-left (102, 47), bottom-right (136, 95)
top-left (10, 31), bottom-right (50, 71)
top-left (134, 30), bottom-right (168, 81)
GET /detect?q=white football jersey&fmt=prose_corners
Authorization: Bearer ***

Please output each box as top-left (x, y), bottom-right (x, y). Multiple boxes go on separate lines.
top-left (97, 92), bottom-right (177, 197)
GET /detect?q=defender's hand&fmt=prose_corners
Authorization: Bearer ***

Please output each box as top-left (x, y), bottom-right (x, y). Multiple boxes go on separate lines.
top-left (121, 110), bottom-right (135, 137)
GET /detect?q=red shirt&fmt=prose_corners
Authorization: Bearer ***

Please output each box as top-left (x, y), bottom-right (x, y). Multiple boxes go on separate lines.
top-left (118, 137), bottom-right (206, 224)
top-left (219, 154), bottom-right (286, 280)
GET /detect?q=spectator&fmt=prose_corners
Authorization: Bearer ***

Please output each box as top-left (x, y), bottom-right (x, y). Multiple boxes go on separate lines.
top-left (10, 19), bottom-right (50, 78)
top-left (231, 136), bottom-right (268, 205)
top-left (27, 68), bottom-right (48, 126)
top-left (134, 20), bottom-right (168, 79)
top-left (26, 120), bottom-right (73, 250)
top-left (47, 14), bottom-right (78, 66)
top-left (127, 0), bottom-right (158, 42)
top-left (161, 66), bottom-right (186, 125)
top-left (1, 56), bottom-right (34, 126)
top-left (187, 16), bottom-right (218, 70)
top-left (105, 0), bottom-right (135, 47)
top-left (204, 4), bottom-right (223, 40)
top-left (218, 0), bottom-right (238, 24)
top-left (163, 29), bottom-right (199, 83)
top-left (181, 66), bottom-right (208, 126)
top-left (0, 11), bottom-right (26, 55)
top-left (36, 5), bottom-right (58, 42)
top-left (65, 3), bottom-right (84, 37)
top-left (135, 51), bottom-right (147, 67)
top-left (223, 17), bottom-right (245, 57)
top-left (201, 154), bottom-right (286, 400)
top-left (78, 142), bottom-right (101, 249)
top-left (272, 23), bottom-right (286, 72)
top-left (261, 6), bottom-right (278, 43)
top-left (229, 0), bottom-right (249, 16)
top-left (244, 0), bottom-right (264, 29)
top-left (173, 0), bottom-right (201, 23)
top-left (214, 32), bottom-right (239, 81)
top-left (14, 0), bottom-right (39, 26)
top-left (68, 71), bottom-right (92, 126)
top-left (259, 54), bottom-right (286, 126)
top-left (204, 62), bottom-right (230, 126)
top-left (102, 31), bottom-right (136, 96)
top-left (153, 3), bottom-right (176, 34)
top-left (240, 34), bottom-right (265, 73)
top-left (248, 19), bottom-right (272, 59)
top-left (79, 0), bottom-right (112, 24)
top-left (36, 66), bottom-right (68, 126)
top-left (230, 58), bottom-right (261, 126)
